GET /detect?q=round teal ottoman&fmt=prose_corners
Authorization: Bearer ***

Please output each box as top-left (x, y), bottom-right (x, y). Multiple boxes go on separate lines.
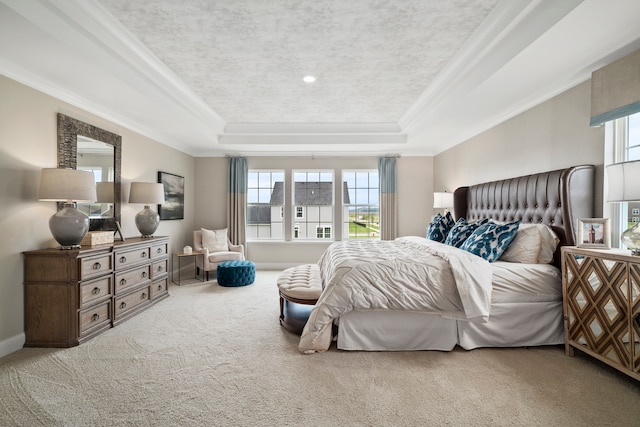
top-left (217, 260), bottom-right (255, 287)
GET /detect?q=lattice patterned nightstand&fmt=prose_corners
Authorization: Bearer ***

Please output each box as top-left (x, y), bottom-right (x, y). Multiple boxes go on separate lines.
top-left (561, 246), bottom-right (640, 381)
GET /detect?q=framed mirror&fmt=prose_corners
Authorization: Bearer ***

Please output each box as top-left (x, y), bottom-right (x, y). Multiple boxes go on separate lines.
top-left (57, 113), bottom-right (122, 231)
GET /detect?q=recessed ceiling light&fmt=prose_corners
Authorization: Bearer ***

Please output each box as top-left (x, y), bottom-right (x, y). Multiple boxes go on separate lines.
top-left (303, 75), bottom-right (316, 83)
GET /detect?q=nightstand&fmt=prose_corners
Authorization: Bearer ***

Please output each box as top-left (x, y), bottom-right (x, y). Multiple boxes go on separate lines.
top-left (561, 246), bottom-right (640, 381)
top-left (171, 251), bottom-right (205, 285)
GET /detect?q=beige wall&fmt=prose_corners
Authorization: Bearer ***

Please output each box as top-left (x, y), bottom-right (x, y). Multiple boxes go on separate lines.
top-left (0, 75), bottom-right (196, 357)
top-left (193, 156), bottom-right (434, 268)
top-left (434, 81), bottom-right (605, 216)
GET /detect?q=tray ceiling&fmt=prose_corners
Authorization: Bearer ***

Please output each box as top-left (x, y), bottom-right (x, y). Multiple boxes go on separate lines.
top-left (1, 0), bottom-right (640, 156)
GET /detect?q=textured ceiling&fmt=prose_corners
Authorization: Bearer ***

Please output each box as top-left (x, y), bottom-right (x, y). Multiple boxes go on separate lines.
top-left (97, 0), bottom-right (499, 124)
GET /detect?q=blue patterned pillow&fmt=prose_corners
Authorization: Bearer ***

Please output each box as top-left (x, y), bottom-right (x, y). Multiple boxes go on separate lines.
top-left (426, 211), bottom-right (455, 243)
top-left (460, 220), bottom-right (521, 262)
top-left (445, 218), bottom-right (489, 248)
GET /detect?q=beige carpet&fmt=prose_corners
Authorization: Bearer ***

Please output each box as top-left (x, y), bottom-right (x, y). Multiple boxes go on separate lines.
top-left (1, 270), bottom-right (639, 427)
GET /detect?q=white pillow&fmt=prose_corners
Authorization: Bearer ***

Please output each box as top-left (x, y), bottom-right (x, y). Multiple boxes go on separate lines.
top-left (498, 223), bottom-right (559, 264)
top-left (201, 228), bottom-right (229, 252)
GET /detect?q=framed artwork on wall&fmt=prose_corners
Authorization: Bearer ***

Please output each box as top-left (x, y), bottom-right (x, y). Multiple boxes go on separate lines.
top-left (577, 218), bottom-right (610, 249)
top-left (158, 171), bottom-right (184, 220)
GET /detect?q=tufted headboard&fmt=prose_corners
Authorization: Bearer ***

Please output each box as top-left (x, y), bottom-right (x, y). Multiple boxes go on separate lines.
top-left (453, 165), bottom-right (595, 267)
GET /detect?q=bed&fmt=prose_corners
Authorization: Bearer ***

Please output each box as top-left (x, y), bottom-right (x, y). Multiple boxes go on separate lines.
top-left (299, 165), bottom-right (595, 354)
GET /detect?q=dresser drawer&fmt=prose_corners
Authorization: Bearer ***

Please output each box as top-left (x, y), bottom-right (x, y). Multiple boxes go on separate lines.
top-left (79, 253), bottom-right (112, 281)
top-left (114, 286), bottom-right (151, 320)
top-left (151, 259), bottom-right (168, 279)
top-left (79, 300), bottom-right (111, 335)
top-left (114, 265), bottom-right (151, 294)
top-left (151, 242), bottom-right (168, 258)
top-left (79, 276), bottom-right (112, 307)
top-left (151, 278), bottom-right (168, 300)
top-left (115, 246), bottom-right (151, 270)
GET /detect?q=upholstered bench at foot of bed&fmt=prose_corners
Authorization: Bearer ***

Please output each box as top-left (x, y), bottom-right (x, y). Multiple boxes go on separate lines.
top-left (217, 260), bottom-right (255, 287)
top-left (277, 264), bottom-right (322, 334)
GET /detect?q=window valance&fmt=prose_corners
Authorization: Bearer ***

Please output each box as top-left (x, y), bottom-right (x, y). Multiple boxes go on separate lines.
top-left (590, 47), bottom-right (640, 126)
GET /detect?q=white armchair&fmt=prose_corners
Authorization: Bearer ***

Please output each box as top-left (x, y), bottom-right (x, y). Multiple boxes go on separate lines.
top-left (193, 230), bottom-right (245, 281)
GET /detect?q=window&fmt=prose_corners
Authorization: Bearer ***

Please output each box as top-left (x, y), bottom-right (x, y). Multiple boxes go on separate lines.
top-left (342, 170), bottom-right (380, 239)
top-left (247, 170), bottom-right (284, 240)
top-left (608, 112), bottom-right (640, 247)
top-left (293, 170), bottom-right (333, 240)
top-left (316, 226), bottom-right (331, 239)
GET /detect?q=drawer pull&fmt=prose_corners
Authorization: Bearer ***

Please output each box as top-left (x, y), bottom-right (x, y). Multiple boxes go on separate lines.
top-left (92, 262), bottom-right (101, 270)
top-left (92, 313), bottom-right (100, 322)
top-left (157, 265), bottom-right (163, 272)
top-left (141, 292), bottom-right (147, 299)
top-left (120, 302), bottom-right (127, 309)
top-left (120, 278), bottom-right (127, 286)
top-left (141, 271), bottom-right (148, 279)
top-left (156, 247), bottom-right (163, 254)
top-left (92, 287), bottom-right (101, 295)
top-left (141, 252), bottom-right (147, 258)
top-left (157, 284), bottom-right (163, 291)
top-left (119, 256), bottom-right (127, 264)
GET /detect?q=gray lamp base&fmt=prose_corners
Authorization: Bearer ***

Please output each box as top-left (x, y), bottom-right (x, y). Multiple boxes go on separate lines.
top-left (49, 203), bottom-right (90, 249)
top-left (135, 205), bottom-right (160, 238)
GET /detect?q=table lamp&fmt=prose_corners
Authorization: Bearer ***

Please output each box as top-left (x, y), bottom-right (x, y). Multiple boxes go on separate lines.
top-left (129, 182), bottom-right (165, 238)
top-left (433, 191), bottom-right (454, 213)
top-left (607, 160), bottom-right (640, 254)
top-left (38, 168), bottom-right (97, 249)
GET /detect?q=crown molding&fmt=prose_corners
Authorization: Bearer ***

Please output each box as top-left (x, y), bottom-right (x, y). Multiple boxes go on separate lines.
top-left (399, 0), bottom-right (582, 134)
top-left (224, 123), bottom-right (401, 135)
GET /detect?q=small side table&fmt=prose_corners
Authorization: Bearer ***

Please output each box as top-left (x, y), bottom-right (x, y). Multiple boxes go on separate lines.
top-left (172, 252), bottom-right (205, 285)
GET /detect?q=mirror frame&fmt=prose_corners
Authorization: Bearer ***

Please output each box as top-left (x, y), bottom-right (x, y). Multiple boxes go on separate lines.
top-left (57, 113), bottom-right (122, 231)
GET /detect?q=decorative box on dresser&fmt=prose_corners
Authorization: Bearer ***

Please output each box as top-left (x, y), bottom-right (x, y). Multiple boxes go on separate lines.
top-left (23, 236), bottom-right (169, 348)
top-left (561, 246), bottom-right (640, 381)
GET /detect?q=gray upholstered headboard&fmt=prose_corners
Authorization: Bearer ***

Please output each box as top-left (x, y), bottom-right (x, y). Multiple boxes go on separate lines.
top-left (453, 165), bottom-right (595, 267)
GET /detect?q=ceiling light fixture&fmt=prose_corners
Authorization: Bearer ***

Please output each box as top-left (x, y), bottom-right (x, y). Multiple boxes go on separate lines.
top-left (303, 75), bottom-right (316, 83)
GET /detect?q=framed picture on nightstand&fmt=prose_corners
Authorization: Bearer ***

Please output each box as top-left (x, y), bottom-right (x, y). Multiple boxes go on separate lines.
top-left (577, 218), bottom-right (610, 249)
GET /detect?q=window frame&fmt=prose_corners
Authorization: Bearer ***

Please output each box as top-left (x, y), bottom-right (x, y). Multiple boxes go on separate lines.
top-left (342, 169), bottom-right (380, 240)
top-left (246, 169), bottom-right (285, 241)
top-left (291, 169), bottom-right (335, 241)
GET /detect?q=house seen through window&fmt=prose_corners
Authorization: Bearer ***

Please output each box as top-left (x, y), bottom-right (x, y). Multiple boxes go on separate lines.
top-left (293, 170), bottom-right (334, 239)
top-left (247, 170), bottom-right (284, 240)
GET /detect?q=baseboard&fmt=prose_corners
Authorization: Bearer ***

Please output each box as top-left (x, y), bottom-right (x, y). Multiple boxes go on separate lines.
top-left (0, 332), bottom-right (25, 359)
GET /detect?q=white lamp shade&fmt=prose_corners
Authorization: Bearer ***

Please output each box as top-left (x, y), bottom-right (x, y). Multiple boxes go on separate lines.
top-left (96, 182), bottom-right (114, 203)
top-left (129, 182), bottom-right (165, 204)
top-left (38, 168), bottom-right (96, 202)
top-left (607, 161), bottom-right (640, 202)
top-left (433, 192), bottom-right (454, 209)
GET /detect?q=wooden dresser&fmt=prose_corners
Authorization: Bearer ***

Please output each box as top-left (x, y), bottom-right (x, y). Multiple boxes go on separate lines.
top-left (561, 246), bottom-right (640, 381)
top-left (23, 236), bottom-right (169, 347)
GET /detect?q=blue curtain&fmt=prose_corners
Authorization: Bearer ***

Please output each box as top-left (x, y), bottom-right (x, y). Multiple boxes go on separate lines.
top-left (378, 157), bottom-right (397, 240)
top-left (227, 157), bottom-right (247, 246)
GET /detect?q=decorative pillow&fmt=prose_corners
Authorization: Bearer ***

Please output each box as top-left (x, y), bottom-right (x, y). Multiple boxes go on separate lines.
top-left (201, 227), bottom-right (229, 252)
top-left (444, 218), bottom-right (490, 248)
top-left (426, 211), bottom-right (455, 243)
top-left (460, 220), bottom-right (520, 262)
top-left (499, 223), bottom-right (560, 264)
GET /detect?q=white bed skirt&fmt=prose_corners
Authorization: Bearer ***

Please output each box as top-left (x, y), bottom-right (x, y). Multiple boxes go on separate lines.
top-left (336, 301), bottom-right (564, 351)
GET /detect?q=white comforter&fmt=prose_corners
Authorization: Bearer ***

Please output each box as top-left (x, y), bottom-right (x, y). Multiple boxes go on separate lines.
top-left (299, 236), bottom-right (493, 353)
